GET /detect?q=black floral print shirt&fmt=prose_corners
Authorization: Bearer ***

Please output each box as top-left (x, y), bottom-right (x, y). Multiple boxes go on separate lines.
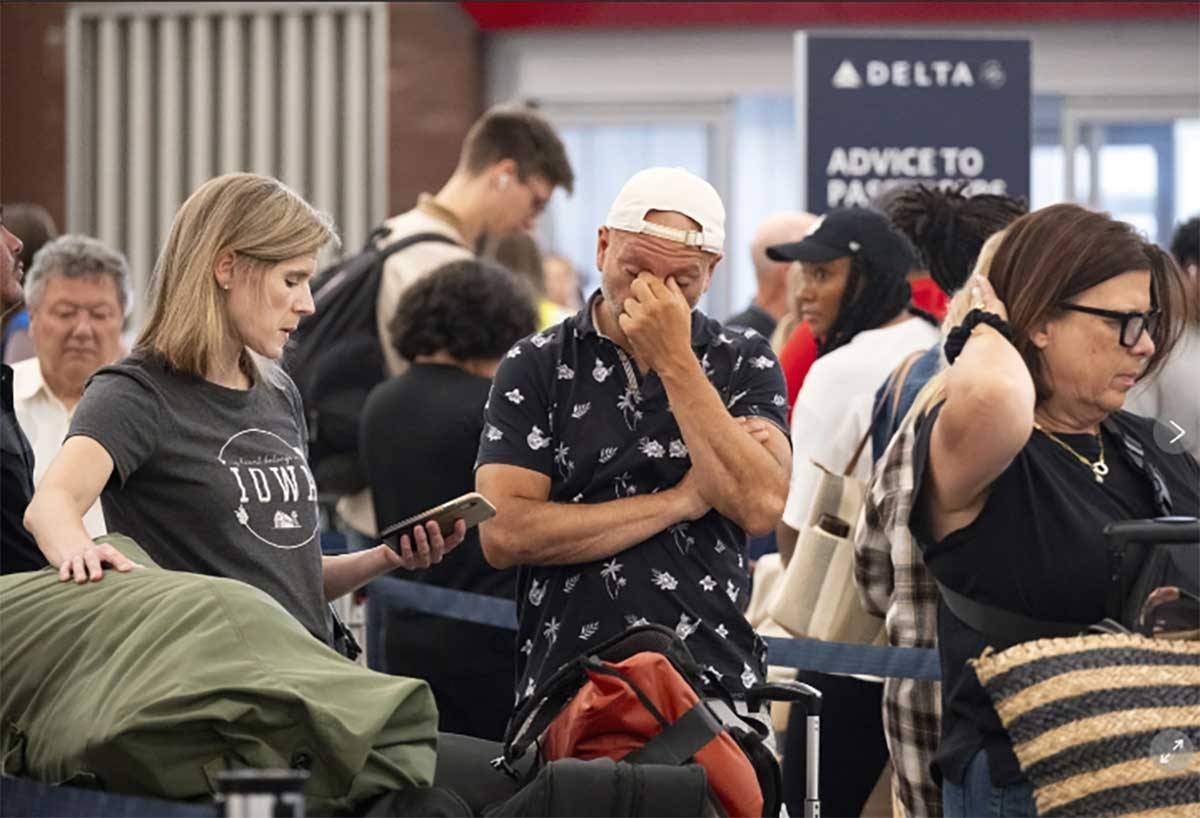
top-left (477, 292), bottom-right (789, 705)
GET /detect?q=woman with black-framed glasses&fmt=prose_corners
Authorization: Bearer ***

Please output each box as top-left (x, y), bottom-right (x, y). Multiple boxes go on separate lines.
top-left (896, 203), bottom-right (1198, 817)
top-left (1057, 303), bottom-right (1162, 348)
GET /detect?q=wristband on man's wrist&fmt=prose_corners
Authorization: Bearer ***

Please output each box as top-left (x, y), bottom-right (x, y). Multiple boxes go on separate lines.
top-left (943, 308), bottom-right (1014, 365)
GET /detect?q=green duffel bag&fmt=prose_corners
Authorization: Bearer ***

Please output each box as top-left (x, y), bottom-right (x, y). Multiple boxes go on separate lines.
top-left (0, 534), bottom-right (438, 814)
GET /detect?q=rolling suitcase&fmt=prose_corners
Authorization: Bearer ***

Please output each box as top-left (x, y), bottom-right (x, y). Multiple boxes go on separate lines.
top-left (747, 679), bottom-right (824, 818)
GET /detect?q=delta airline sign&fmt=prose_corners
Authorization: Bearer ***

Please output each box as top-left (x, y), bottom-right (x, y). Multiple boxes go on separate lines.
top-left (829, 58), bottom-right (1007, 90)
top-left (796, 35), bottom-right (1031, 211)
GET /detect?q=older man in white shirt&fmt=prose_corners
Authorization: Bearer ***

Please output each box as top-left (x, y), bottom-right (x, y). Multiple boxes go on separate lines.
top-left (12, 234), bottom-right (129, 537)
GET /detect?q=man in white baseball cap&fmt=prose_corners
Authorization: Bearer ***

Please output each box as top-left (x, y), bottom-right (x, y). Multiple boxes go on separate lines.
top-left (476, 167), bottom-right (792, 736)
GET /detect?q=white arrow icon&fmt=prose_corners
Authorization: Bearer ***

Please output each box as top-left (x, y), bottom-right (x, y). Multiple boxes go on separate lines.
top-left (1173, 739), bottom-right (1186, 751)
top-left (1169, 421), bottom-right (1186, 444)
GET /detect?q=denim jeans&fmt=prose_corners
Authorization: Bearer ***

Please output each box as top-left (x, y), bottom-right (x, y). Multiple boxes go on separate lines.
top-left (943, 750), bottom-right (1038, 817)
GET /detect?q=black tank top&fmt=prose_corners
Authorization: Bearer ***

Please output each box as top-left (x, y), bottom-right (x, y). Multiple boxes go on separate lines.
top-left (911, 405), bottom-right (1199, 786)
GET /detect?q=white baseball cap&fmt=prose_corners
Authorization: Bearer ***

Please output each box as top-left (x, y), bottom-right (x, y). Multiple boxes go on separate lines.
top-left (604, 167), bottom-right (725, 255)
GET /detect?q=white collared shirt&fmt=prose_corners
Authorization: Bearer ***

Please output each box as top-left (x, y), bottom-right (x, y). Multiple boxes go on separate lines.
top-left (12, 357), bottom-right (107, 537)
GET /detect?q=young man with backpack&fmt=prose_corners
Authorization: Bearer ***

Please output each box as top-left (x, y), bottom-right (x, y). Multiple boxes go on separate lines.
top-left (306, 105), bottom-right (574, 541)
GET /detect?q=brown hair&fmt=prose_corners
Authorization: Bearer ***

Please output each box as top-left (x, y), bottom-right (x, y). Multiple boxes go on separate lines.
top-left (989, 203), bottom-right (1188, 400)
top-left (460, 106), bottom-right (575, 194)
top-left (2, 202), bottom-right (58, 270)
top-left (490, 231), bottom-right (546, 296)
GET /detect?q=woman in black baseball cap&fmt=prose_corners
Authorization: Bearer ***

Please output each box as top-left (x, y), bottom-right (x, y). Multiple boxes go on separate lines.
top-left (767, 207), bottom-right (935, 356)
top-left (770, 208), bottom-right (941, 818)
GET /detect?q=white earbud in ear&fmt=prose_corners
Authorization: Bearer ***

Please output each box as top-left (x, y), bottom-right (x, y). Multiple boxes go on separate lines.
top-left (498, 174), bottom-right (511, 190)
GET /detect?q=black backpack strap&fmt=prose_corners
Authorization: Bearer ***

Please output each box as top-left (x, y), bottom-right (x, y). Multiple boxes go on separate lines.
top-left (624, 703), bottom-right (723, 766)
top-left (309, 230), bottom-right (461, 302)
top-left (500, 659), bottom-right (591, 770)
top-left (375, 230), bottom-right (462, 261)
top-left (1103, 416), bottom-right (1174, 516)
top-left (937, 580), bottom-right (1089, 646)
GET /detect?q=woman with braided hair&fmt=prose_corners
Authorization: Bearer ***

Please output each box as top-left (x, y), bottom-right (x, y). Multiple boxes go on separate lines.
top-left (768, 207), bottom-right (940, 818)
top-left (885, 183), bottom-right (1028, 302)
top-left (872, 183), bottom-right (1028, 461)
top-left (849, 184), bottom-right (1026, 817)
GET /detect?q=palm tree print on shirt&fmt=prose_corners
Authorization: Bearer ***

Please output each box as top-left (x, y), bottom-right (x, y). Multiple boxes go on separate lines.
top-left (670, 522), bottom-right (695, 555)
top-left (543, 616), bottom-right (561, 647)
top-left (554, 442), bottom-right (574, 480)
top-left (617, 387), bottom-right (642, 430)
top-left (601, 558), bottom-right (627, 600)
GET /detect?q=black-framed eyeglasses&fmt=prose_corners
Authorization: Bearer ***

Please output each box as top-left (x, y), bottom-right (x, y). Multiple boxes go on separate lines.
top-left (1059, 303), bottom-right (1161, 348)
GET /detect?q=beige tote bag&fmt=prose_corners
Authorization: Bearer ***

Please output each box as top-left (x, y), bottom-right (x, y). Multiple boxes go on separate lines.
top-left (769, 352), bottom-right (922, 644)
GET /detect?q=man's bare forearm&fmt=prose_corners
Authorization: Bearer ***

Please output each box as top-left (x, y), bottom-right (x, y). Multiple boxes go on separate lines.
top-left (657, 357), bottom-right (789, 534)
top-left (481, 489), bottom-right (696, 569)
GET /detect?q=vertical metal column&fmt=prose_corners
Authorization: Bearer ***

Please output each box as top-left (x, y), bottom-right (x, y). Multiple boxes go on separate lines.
top-left (157, 15), bottom-right (184, 254)
top-left (310, 10), bottom-right (337, 259)
top-left (188, 14), bottom-right (214, 190)
top-left (126, 16), bottom-right (153, 324)
top-left (280, 11), bottom-right (307, 194)
top-left (250, 12), bottom-right (276, 176)
top-left (369, 3), bottom-right (389, 226)
top-left (218, 13), bottom-right (244, 173)
top-left (96, 16), bottom-right (122, 249)
top-left (341, 10), bottom-right (368, 249)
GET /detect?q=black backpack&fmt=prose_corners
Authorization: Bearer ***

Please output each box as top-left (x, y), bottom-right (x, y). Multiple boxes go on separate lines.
top-left (285, 226), bottom-right (461, 497)
top-left (497, 624), bottom-right (823, 818)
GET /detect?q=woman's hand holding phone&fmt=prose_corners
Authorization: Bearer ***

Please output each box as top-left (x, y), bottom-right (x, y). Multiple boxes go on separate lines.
top-left (380, 518), bottom-right (467, 571)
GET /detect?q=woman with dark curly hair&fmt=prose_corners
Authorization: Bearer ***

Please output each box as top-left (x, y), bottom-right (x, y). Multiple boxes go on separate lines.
top-left (360, 258), bottom-right (538, 740)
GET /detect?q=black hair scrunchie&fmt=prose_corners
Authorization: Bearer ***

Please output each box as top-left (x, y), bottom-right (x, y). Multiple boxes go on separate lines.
top-left (943, 308), bottom-right (1015, 364)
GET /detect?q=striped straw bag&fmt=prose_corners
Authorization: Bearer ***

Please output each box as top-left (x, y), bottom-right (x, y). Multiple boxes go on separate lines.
top-left (971, 633), bottom-right (1200, 817)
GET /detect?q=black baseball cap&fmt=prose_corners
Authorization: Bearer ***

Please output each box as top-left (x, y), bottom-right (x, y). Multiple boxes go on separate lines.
top-left (766, 208), bottom-right (915, 279)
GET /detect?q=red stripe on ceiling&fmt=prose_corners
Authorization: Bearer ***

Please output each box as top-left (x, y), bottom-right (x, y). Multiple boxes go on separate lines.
top-left (461, 2), bottom-right (1200, 31)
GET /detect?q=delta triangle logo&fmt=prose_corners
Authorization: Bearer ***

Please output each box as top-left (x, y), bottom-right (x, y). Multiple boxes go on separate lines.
top-left (831, 59), bottom-right (862, 89)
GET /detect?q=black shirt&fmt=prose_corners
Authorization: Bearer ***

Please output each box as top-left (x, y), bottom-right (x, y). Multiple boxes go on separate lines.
top-left (1, 363), bottom-right (44, 574)
top-left (911, 403), bottom-right (1200, 787)
top-left (477, 292), bottom-right (789, 704)
top-left (725, 303), bottom-right (777, 340)
top-left (363, 363), bottom-right (515, 600)
top-left (361, 363), bottom-right (517, 739)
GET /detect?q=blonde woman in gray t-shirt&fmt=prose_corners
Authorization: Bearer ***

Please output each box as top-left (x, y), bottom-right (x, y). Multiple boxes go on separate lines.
top-left (24, 173), bottom-right (464, 647)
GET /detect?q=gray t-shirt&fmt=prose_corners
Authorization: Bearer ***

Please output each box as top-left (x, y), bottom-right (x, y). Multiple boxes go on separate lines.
top-left (69, 351), bottom-right (331, 644)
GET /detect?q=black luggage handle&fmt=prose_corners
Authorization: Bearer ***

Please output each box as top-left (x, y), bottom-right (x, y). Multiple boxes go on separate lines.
top-left (1104, 516), bottom-right (1199, 621)
top-left (744, 680), bottom-right (822, 716)
top-left (1103, 516), bottom-right (1199, 549)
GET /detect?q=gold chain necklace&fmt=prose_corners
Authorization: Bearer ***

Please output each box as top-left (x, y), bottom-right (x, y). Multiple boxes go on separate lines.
top-left (1033, 422), bottom-right (1109, 483)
